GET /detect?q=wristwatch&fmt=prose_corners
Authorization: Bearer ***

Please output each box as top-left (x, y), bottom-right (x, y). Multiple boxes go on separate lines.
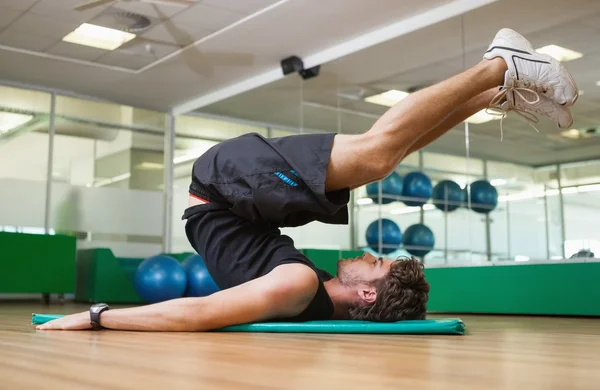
top-left (90, 303), bottom-right (110, 330)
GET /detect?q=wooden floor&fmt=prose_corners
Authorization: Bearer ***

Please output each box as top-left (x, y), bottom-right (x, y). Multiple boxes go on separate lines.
top-left (1, 303), bottom-right (599, 390)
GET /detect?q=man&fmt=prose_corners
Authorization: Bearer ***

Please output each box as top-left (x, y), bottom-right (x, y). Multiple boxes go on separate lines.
top-left (38, 28), bottom-right (576, 331)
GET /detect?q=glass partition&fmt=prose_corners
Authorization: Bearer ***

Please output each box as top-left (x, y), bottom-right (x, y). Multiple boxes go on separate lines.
top-left (2, 80), bottom-right (598, 263)
top-left (50, 96), bottom-right (166, 258)
top-left (560, 160), bottom-right (600, 259)
top-left (0, 86), bottom-right (51, 233)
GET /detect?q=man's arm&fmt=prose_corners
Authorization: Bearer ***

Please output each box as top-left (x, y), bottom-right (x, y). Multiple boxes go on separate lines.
top-left (37, 264), bottom-right (319, 331)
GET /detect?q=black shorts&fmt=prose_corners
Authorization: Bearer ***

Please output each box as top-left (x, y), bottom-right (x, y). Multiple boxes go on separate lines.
top-left (183, 132), bottom-right (349, 227)
top-left (181, 133), bottom-right (343, 320)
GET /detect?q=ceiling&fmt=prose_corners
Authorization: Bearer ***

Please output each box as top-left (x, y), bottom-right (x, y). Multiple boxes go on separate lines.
top-left (0, 0), bottom-right (599, 167)
top-left (0, 0), bottom-right (468, 110)
top-left (199, 0), bottom-right (600, 167)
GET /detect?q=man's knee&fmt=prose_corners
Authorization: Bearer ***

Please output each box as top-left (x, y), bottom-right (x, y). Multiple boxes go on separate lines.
top-left (370, 156), bottom-right (402, 182)
top-left (363, 135), bottom-right (406, 181)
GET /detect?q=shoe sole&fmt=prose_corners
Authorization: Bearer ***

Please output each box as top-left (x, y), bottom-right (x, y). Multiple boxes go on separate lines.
top-left (563, 68), bottom-right (579, 106)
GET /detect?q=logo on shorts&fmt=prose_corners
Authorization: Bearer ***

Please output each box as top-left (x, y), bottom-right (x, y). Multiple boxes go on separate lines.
top-left (274, 170), bottom-right (300, 187)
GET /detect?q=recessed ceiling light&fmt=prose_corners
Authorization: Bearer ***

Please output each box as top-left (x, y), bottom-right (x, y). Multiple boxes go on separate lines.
top-left (596, 81), bottom-right (600, 87)
top-left (390, 206), bottom-right (421, 215)
top-left (364, 90), bottom-right (410, 107)
top-left (0, 112), bottom-right (34, 133)
top-left (136, 162), bottom-right (164, 170)
top-left (560, 129), bottom-right (582, 139)
top-left (94, 172), bottom-right (131, 187)
top-left (356, 198), bottom-right (374, 205)
top-left (561, 187), bottom-right (579, 195)
top-left (490, 179), bottom-right (507, 186)
top-left (173, 150), bottom-right (205, 165)
top-left (535, 45), bottom-right (583, 62)
top-left (465, 109), bottom-right (500, 124)
top-left (578, 184), bottom-right (600, 193)
top-left (62, 23), bottom-right (136, 50)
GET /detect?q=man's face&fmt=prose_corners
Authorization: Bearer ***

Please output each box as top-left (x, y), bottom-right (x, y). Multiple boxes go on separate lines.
top-left (337, 252), bottom-right (393, 287)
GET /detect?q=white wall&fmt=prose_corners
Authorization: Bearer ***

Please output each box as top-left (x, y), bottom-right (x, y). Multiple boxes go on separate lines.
top-left (0, 132), bottom-right (48, 181)
top-left (0, 178), bottom-right (163, 258)
top-left (281, 223), bottom-right (351, 250)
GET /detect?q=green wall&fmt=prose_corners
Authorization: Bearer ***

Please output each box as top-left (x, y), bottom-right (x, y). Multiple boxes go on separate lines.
top-left (302, 249), bottom-right (363, 276)
top-left (425, 262), bottom-right (600, 316)
top-left (4, 237), bottom-right (596, 318)
top-left (76, 249), bottom-right (195, 303)
top-left (0, 232), bottom-right (76, 293)
top-left (302, 248), bottom-right (600, 316)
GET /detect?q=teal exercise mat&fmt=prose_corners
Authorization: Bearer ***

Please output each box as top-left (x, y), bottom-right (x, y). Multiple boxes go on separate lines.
top-left (32, 314), bottom-right (465, 335)
top-left (220, 319), bottom-right (465, 335)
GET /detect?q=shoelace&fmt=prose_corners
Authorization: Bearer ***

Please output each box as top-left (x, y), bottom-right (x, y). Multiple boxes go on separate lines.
top-left (515, 79), bottom-right (551, 97)
top-left (486, 80), bottom-right (541, 141)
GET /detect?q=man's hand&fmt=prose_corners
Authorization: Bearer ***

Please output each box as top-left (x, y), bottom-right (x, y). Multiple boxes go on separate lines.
top-left (36, 311), bottom-right (92, 330)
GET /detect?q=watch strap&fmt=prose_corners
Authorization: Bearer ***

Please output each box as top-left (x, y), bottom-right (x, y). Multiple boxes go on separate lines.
top-left (90, 304), bottom-right (110, 330)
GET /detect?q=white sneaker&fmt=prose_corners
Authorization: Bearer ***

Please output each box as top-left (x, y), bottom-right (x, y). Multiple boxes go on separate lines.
top-left (483, 28), bottom-right (578, 106)
top-left (488, 71), bottom-right (573, 140)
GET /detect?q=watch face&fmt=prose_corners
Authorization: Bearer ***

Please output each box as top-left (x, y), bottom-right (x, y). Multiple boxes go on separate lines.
top-left (91, 303), bottom-right (108, 313)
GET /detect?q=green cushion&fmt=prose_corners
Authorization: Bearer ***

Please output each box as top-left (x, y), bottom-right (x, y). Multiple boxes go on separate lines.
top-left (31, 314), bottom-right (465, 335)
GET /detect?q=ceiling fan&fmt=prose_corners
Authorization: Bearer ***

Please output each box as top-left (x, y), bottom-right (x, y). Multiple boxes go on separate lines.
top-left (74, 0), bottom-right (198, 12)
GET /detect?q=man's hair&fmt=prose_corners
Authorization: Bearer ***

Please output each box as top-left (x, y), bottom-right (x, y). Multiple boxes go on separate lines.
top-left (348, 257), bottom-right (430, 321)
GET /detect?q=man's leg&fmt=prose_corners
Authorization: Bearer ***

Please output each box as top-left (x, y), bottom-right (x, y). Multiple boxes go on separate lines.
top-left (345, 87), bottom-right (499, 190)
top-left (405, 87), bottom-right (499, 156)
top-left (324, 28), bottom-right (578, 193)
top-left (324, 59), bottom-right (506, 192)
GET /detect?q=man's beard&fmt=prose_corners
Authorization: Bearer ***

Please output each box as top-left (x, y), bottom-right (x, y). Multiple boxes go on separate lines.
top-left (337, 260), bottom-right (364, 287)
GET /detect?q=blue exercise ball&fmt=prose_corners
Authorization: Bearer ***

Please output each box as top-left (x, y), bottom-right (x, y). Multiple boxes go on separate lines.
top-left (402, 172), bottom-right (433, 206)
top-left (182, 254), bottom-right (220, 297)
top-left (403, 224), bottom-right (435, 258)
top-left (468, 180), bottom-right (498, 214)
top-left (366, 219), bottom-right (402, 254)
top-left (432, 180), bottom-right (463, 212)
top-left (134, 255), bottom-right (187, 303)
top-left (366, 171), bottom-right (403, 204)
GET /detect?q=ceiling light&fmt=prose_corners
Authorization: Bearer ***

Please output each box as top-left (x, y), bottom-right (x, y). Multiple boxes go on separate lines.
top-left (136, 162), bottom-right (164, 170)
top-left (95, 173), bottom-right (131, 187)
top-left (173, 150), bottom-right (205, 165)
top-left (390, 206), bottom-right (421, 215)
top-left (490, 179), bottom-right (507, 186)
top-left (577, 184), bottom-right (600, 193)
top-left (535, 45), bottom-right (583, 62)
top-left (62, 23), bottom-right (136, 50)
top-left (364, 90), bottom-right (409, 107)
top-left (497, 188), bottom-right (566, 202)
top-left (596, 81), bottom-right (600, 87)
top-left (561, 187), bottom-right (578, 195)
top-left (465, 109), bottom-right (500, 124)
top-left (561, 129), bottom-right (582, 140)
top-left (0, 112), bottom-right (34, 133)
top-left (357, 198), bottom-right (374, 205)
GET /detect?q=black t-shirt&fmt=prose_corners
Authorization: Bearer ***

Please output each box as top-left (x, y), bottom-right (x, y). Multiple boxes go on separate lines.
top-left (183, 205), bottom-right (335, 322)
